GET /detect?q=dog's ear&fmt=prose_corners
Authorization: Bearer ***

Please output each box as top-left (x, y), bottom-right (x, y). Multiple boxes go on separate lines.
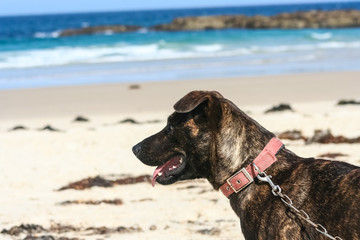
top-left (174, 91), bottom-right (223, 113)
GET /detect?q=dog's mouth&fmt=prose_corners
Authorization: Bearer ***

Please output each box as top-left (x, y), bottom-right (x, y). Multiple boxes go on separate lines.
top-left (152, 155), bottom-right (186, 186)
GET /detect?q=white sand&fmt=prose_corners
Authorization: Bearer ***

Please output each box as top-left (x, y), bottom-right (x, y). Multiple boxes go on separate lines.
top-left (0, 72), bottom-right (359, 240)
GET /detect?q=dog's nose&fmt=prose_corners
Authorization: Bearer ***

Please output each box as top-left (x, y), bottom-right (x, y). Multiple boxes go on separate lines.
top-left (132, 143), bottom-right (142, 156)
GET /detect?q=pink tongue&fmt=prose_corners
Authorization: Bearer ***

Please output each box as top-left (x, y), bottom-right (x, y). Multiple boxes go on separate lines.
top-left (152, 166), bottom-right (165, 187)
top-left (151, 156), bottom-right (181, 187)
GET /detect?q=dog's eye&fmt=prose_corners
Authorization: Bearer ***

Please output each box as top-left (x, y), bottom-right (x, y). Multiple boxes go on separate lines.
top-left (167, 125), bottom-right (174, 133)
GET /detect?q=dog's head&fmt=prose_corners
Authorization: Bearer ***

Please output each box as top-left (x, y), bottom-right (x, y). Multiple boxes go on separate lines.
top-left (132, 90), bottom-right (272, 188)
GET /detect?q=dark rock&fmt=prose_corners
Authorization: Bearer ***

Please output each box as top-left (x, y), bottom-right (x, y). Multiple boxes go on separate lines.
top-left (8, 125), bottom-right (28, 131)
top-left (38, 125), bottom-right (62, 132)
top-left (149, 225), bottom-right (157, 231)
top-left (265, 104), bottom-right (293, 113)
top-left (129, 84), bottom-right (141, 90)
top-left (73, 116), bottom-right (89, 122)
top-left (151, 10), bottom-right (360, 31)
top-left (337, 99), bottom-right (360, 106)
top-left (60, 25), bottom-right (141, 37)
top-left (119, 118), bottom-right (139, 124)
top-left (151, 16), bottom-right (230, 31)
top-left (145, 119), bottom-right (162, 124)
top-left (116, 118), bottom-right (161, 124)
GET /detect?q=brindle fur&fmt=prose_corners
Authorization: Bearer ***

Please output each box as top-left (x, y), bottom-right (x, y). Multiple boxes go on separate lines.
top-left (133, 91), bottom-right (360, 240)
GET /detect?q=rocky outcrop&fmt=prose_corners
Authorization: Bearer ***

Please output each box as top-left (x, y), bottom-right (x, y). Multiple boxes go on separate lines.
top-left (150, 10), bottom-right (360, 31)
top-left (59, 10), bottom-right (360, 36)
top-left (60, 25), bottom-right (141, 37)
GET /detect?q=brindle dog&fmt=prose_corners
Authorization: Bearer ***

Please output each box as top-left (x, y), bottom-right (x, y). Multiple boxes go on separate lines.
top-left (132, 91), bottom-right (360, 240)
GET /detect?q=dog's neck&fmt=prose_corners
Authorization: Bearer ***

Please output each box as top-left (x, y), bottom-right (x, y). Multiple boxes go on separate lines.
top-left (209, 105), bottom-right (284, 190)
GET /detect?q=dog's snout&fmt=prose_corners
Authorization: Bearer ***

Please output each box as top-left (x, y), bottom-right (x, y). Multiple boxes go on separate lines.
top-left (132, 143), bottom-right (142, 156)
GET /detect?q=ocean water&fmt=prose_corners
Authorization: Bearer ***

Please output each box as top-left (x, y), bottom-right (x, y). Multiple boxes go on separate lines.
top-left (1, 2), bottom-right (360, 89)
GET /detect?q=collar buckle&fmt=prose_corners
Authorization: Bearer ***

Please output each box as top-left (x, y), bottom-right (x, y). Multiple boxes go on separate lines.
top-left (220, 137), bottom-right (284, 198)
top-left (226, 168), bottom-right (254, 193)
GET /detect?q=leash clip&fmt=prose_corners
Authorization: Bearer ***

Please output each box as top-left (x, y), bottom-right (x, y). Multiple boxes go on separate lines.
top-left (252, 163), bottom-right (281, 196)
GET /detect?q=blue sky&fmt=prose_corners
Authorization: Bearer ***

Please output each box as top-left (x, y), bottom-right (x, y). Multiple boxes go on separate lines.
top-left (0, 0), bottom-right (358, 16)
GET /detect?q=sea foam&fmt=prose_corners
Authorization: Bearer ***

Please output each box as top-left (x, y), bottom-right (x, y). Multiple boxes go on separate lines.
top-left (34, 31), bottom-right (61, 39)
top-left (311, 32), bottom-right (333, 40)
top-left (1, 40), bottom-right (360, 69)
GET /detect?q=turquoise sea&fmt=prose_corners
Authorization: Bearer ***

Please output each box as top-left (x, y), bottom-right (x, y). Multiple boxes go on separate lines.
top-left (1, 2), bottom-right (360, 89)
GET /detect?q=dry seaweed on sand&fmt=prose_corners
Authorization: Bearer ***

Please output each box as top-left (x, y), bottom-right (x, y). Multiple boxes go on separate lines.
top-left (57, 175), bottom-right (151, 191)
top-left (85, 225), bottom-right (142, 235)
top-left (196, 227), bottom-right (221, 236)
top-left (1, 224), bottom-right (45, 236)
top-left (277, 129), bottom-right (360, 144)
top-left (1, 223), bottom-right (142, 238)
top-left (307, 129), bottom-right (360, 144)
top-left (24, 236), bottom-right (81, 240)
top-left (277, 130), bottom-right (307, 141)
top-left (59, 198), bottom-right (123, 206)
top-left (318, 152), bottom-right (349, 159)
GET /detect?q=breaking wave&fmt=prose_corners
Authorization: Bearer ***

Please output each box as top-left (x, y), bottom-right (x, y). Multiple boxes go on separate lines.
top-left (311, 32), bottom-right (333, 40)
top-left (1, 40), bottom-right (360, 69)
top-left (33, 30), bottom-right (61, 39)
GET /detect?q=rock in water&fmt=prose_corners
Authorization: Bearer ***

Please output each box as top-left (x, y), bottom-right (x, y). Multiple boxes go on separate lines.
top-left (151, 10), bottom-right (360, 31)
top-left (60, 25), bottom-right (141, 37)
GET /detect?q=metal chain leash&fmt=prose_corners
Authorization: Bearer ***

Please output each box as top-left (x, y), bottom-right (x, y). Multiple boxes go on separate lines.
top-left (252, 163), bottom-right (343, 240)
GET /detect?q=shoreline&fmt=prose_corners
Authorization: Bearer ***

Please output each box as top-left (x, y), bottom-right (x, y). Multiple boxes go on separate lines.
top-left (1, 71), bottom-right (360, 121)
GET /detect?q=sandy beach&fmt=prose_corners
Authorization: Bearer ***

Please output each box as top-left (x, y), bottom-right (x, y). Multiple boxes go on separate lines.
top-left (1, 71), bottom-right (360, 240)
